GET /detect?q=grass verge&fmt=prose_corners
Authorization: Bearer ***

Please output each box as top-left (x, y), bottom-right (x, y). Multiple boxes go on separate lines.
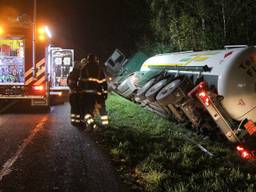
top-left (95, 93), bottom-right (256, 192)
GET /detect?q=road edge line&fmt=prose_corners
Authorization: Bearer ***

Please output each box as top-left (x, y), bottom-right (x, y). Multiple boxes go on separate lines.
top-left (0, 116), bottom-right (47, 182)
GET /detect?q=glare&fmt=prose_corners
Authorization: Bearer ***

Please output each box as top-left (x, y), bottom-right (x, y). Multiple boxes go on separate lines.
top-left (39, 34), bottom-right (46, 41)
top-left (130, 75), bottom-right (137, 83)
top-left (0, 26), bottom-right (4, 35)
top-left (44, 26), bottom-right (52, 38)
top-left (236, 145), bottom-right (244, 151)
top-left (38, 27), bottom-right (45, 34)
top-left (241, 151), bottom-right (251, 159)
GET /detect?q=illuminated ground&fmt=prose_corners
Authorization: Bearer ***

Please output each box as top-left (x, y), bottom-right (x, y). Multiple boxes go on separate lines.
top-left (0, 103), bottom-right (127, 192)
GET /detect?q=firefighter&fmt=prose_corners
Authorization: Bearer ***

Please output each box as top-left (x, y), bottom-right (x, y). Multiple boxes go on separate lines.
top-left (78, 54), bottom-right (107, 130)
top-left (97, 64), bottom-right (109, 127)
top-left (67, 61), bottom-right (82, 126)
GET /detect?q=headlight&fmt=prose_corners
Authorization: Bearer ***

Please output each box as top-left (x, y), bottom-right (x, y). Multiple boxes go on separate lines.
top-left (130, 75), bottom-right (138, 84)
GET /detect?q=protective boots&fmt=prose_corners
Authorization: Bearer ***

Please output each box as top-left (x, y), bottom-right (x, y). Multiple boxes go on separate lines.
top-left (84, 113), bottom-right (98, 131)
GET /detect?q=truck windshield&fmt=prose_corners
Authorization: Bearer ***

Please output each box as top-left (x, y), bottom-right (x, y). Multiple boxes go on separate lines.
top-left (0, 37), bottom-right (25, 84)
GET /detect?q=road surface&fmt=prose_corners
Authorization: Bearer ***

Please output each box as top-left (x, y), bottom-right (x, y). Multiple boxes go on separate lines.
top-left (0, 103), bottom-right (127, 192)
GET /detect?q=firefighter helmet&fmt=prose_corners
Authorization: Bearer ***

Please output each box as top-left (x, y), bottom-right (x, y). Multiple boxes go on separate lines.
top-left (86, 54), bottom-right (99, 64)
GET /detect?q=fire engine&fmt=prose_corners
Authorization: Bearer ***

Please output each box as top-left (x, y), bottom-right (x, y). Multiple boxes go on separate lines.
top-left (0, 18), bottom-right (71, 111)
top-left (106, 47), bottom-right (256, 160)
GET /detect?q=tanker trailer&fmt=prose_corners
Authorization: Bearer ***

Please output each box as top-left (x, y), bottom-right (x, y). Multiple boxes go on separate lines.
top-left (137, 47), bottom-right (256, 160)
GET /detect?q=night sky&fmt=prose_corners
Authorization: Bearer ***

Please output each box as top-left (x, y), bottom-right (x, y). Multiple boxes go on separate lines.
top-left (0, 0), bottom-right (140, 61)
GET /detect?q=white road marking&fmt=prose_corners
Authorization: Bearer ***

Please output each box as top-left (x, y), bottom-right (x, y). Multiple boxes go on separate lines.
top-left (0, 116), bottom-right (48, 182)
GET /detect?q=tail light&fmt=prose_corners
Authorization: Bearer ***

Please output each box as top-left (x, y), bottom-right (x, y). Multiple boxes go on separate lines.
top-left (198, 91), bottom-right (211, 106)
top-left (188, 81), bottom-right (211, 107)
top-left (236, 145), bottom-right (256, 160)
top-left (32, 85), bottom-right (45, 92)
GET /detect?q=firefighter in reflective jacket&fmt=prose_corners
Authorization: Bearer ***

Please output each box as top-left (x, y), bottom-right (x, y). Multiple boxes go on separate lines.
top-left (97, 65), bottom-right (109, 127)
top-left (78, 54), bottom-right (108, 130)
top-left (67, 61), bottom-right (82, 126)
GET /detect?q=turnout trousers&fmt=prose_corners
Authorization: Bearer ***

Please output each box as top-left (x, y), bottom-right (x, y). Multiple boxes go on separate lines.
top-left (97, 95), bottom-right (109, 127)
top-left (69, 92), bottom-right (81, 125)
top-left (80, 92), bottom-right (98, 129)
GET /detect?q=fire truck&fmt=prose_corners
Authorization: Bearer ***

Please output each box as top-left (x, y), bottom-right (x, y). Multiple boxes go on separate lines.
top-left (0, 18), bottom-right (59, 111)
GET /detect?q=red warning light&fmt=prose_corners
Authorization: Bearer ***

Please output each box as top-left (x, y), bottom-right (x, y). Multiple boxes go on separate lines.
top-left (198, 91), bottom-right (211, 106)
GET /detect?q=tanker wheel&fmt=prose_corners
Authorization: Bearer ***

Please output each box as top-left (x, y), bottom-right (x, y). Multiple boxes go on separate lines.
top-left (136, 78), bottom-right (156, 100)
top-left (156, 79), bottom-right (182, 105)
top-left (145, 79), bottom-right (169, 102)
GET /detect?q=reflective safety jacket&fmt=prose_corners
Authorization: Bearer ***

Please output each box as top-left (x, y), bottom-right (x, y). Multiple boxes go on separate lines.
top-left (67, 62), bottom-right (81, 93)
top-left (79, 62), bottom-right (107, 96)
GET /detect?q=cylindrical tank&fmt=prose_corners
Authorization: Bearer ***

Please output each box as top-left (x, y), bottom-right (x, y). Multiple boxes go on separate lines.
top-left (141, 47), bottom-right (256, 122)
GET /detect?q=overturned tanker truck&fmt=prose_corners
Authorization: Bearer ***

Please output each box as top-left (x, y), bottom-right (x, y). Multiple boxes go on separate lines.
top-left (106, 47), bottom-right (256, 160)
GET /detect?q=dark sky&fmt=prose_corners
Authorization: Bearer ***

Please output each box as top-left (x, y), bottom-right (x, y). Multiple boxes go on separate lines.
top-left (0, 0), bottom-right (139, 61)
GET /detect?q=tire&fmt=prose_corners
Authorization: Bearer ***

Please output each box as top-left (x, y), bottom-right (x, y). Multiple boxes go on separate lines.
top-left (145, 79), bottom-right (169, 102)
top-left (156, 78), bottom-right (194, 106)
top-left (136, 78), bottom-right (156, 100)
top-left (156, 79), bottom-right (183, 105)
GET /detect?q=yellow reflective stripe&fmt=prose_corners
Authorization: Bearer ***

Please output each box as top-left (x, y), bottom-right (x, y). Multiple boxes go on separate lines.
top-left (36, 67), bottom-right (45, 77)
top-left (34, 76), bottom-right (46, 86)
top-left (80, 90), bottom-right (97, 93)
top-left (100, 78), bottom-right (106, 83)
top-left (87, 119), bottom-right (94, 124)
top-left (88, 78), bottom-right (100, 83)
top-left (25, 68), bottom-right (33, 78)
top-left (36, 58), bottom-right (46, 68)
top-left (81, 78), bottom-right (107, 84)
top-left (24, 58), bottom-right (45, 78)
top-left (80, 90), bottom-right (102, 95)
top-left (25, 77), bottom-right (34, 85)
top-left (101, 116), bottom-right (108, 120)
top-left (102, 121), bottom-right (109, 125)
top-left (84, 114), bottom-right (92, 119)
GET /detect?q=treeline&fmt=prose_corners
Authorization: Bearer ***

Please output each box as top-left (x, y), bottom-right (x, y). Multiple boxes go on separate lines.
top-left (133, 0), bottom-right (256, 54)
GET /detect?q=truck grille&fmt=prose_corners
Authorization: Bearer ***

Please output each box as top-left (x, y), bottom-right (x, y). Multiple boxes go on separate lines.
top-left (0, 85), bottom-right (24, 95)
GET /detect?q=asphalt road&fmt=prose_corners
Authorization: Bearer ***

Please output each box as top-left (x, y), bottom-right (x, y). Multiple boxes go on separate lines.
top-left (0, 103), bottom-right (127, 192)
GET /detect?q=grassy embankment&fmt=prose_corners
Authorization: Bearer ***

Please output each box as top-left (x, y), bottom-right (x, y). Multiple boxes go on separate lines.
top-left (97, 93), bottom-right (256, 192)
